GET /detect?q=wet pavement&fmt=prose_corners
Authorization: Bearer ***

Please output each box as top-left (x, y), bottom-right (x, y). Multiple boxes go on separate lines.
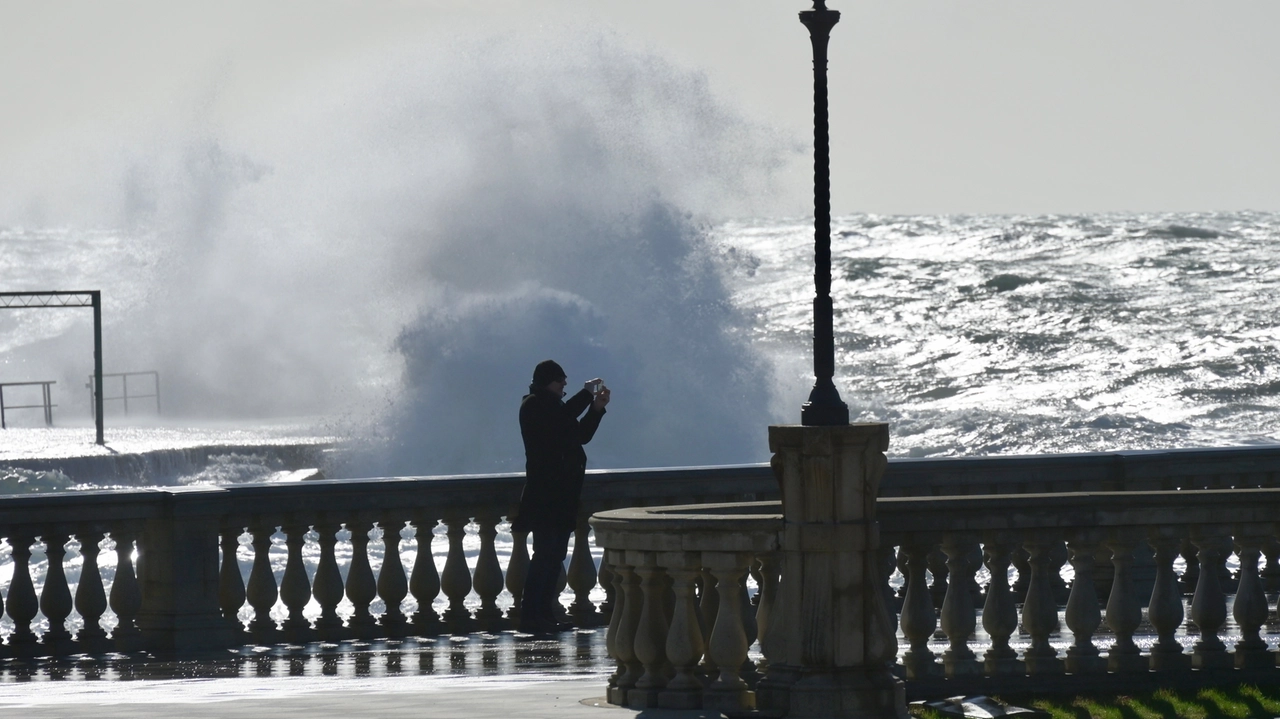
top-left (0, 629), bottom-right (724, 719)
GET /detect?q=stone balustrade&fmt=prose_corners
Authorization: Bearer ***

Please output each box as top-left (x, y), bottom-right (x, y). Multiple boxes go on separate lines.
top-left (0, 465), bottom-right (774, 658)
top-left (591, 484), bottom-right (1280, 710)
top-left (3, 444), bottom-right (1280, 671)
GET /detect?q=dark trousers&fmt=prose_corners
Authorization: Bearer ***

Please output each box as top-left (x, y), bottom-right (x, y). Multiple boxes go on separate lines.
top-left (520, 527), bottom-right (572, 623)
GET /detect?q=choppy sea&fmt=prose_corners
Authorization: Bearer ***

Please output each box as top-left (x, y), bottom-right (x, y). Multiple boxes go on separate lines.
top-left (720, 211), bottom-right (1280, 457)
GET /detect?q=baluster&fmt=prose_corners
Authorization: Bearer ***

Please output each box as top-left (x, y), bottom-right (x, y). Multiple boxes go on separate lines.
top-left (378, 517), bottom-right (410, 637)
top-left (755, 551), bottom-right (781, 675)
top-left (109, 527), bottom-right (142, 650)
top-left (1021, 537), bottom-right (1064, 674)
top-left (602, 551), bottom-right (624, 700)
top-left (939, 534), bottom-right (980, 677)
top-left (598, 560), bottom-right (616, 619)
top-left (701, 551), bottom-right (754, 714)
top-left (1104, 535), bottom-right (1145, 672)
top-left (245, 520), bottom-right (280, 641)
top-left (39, 532), bottom-right (74, 655)
top-left (926, 546), bottom-right (948, 610)
top-left (610, 555), bottom-right (643, 706)
top-left (1063, 535), bottom-right (1104, 674)
top-left (738, 564), bottom-right (759, 688)
top-left (697, 566), bottom-right (719, 679)
top-left (981, 540), bottom-right (1022, 675)
top-left (505, 525), bottom-right (530, 625)
top-left (1147, 533), bottom-right (1189, 670)
top-left (899, 540), bottom-right (939, 678)
top-left (471, 512), bottom-right (504, 631)
top-left (1178, 539), bottom-right (1200, 594)
top-left (659, 551), bottom-right (705, 710)
top-left (1010, 545), bottom-right (1031, 600)
top-left (74, 531), bottom-right (110, 652)
top-left (1189, 533), bottom-right (1231, 669)
top-left (1231, 535), bottom-right (1272, 669)
top-left (5, 531), bottom-right (39, 655)
top-left (1260, 537), bottom-right (1280, 592)
top-left (346, 519), bottom-right (379, 638)
top-left (628, 551), bottom-right (670, 708)
top-left (279, 519), bottom-right (313, 642)
top-left (218, 524), bottom-right (247, 634)
top-left (409, 515), bottom-right (444, 635)
top-left (311, 519), bottom-right (345, 641)
top-left (440, 513), bottom-right (474, 632)
top-left (567, 517), bottom-right (600, 626)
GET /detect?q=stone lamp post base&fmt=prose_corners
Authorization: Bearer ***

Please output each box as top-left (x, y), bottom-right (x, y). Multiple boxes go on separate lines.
top-left (758, 423), bottom-right (908, 719)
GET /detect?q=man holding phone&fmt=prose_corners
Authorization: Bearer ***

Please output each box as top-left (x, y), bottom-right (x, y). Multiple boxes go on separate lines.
top-left (512, 359), bottom-right (610, 633)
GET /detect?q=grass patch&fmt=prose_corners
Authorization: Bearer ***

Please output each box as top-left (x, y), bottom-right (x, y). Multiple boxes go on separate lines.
top-left (908, 684), bottom-right (1280, 719)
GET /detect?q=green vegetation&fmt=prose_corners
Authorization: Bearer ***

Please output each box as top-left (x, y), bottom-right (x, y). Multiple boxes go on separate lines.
top-left (909, 684), bottom-right (1280, 719)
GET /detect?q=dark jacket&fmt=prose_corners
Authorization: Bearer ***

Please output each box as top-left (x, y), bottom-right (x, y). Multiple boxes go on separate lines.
top-left (512, 386), bottom-right (605, 533)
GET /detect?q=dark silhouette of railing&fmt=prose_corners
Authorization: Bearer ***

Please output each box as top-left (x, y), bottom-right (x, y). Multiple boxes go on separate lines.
top-left (88, 371), bottom-right (161, 418)
top-left (0, 381), bottom-right (56, 428)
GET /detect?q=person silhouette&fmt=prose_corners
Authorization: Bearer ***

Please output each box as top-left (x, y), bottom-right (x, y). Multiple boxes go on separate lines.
top-left (511, 359), bottom-right (610, 633)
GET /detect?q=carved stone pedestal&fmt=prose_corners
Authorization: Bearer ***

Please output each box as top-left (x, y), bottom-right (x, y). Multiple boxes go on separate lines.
top-left (757, 424), bottom-right (907, 719)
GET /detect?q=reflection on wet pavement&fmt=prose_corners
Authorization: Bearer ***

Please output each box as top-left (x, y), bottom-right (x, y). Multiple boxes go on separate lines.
top-left (0, 629), bottom-right (610, 684)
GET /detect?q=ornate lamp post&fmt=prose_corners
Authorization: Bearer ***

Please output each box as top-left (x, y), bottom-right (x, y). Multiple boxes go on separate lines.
top-left (799, 0), bottom-right (850, 426)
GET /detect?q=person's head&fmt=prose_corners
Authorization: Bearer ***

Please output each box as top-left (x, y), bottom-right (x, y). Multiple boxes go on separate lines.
top-left (532, 359), bottom-right (567, 397)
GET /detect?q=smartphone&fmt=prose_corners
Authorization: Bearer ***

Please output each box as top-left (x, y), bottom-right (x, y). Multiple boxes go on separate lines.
top-left (591, 380), bottom-right (603, 394)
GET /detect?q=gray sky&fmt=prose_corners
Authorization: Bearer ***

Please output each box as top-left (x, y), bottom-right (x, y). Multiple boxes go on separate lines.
top-left (3, 0), bottom-right (1279, 217)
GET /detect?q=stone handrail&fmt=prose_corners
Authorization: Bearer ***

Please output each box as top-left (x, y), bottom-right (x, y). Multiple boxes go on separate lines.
top-left (0, 465), bottom-right (774, 658)
top-left (590, 485), bottom-right (1280, 712)
top-left (2, 444), bottom-right (1279, 664)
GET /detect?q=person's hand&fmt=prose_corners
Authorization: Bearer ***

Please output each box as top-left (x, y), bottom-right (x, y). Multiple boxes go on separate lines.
top-left (593, 385), bottom-right (611, 410)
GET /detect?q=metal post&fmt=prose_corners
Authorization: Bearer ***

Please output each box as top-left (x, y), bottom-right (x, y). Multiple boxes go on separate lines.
top-left (43, 382), bottom-right (52, 426)
top-left (155, 371), bottom-right (162, 415)
top-left (92, 291), bottom-right (104, 445)
top-left (799, 0), bottom-right (849, 427)
top-left (123, 373), bottom-right (130, 416)
top-left (1, 385), bottom-right (6, 429)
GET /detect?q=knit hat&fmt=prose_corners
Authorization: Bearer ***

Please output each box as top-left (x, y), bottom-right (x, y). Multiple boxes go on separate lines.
top-left (532, 359), bottom-right (567, 387)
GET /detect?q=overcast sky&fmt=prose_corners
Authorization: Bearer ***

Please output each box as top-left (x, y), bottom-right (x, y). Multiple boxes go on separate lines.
top-left (3, 0), bottom-right (1278, 217)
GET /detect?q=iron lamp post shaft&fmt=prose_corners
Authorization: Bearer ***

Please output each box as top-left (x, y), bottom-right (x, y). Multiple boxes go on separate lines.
top-left (799, 1), bottom-right (849, 426)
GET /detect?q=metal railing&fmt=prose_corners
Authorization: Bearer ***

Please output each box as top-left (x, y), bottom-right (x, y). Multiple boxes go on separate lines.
top-left (0, 381), bottom-right (56, 428)
top-left (88, 371), bottom-right (160, 418)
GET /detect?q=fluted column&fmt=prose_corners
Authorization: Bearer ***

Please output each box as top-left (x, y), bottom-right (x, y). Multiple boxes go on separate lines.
top-left (279, 520), bottom-right (313, 641)
top-left (440, 513), bottom-right (474, 631)
top-left (471, 513), bottom-right (504, 631)
top-left (628, 551), bottom-right (671, 709)
top-left (1104, 536), bottom-right (1145, 672)
top-left (378, 517), bottom-right (410, 636)
top-left (701, 551), bottom-right (753, 714)
top-left (245, 520), bottom-right (280, 641)
top-left (40, 532), bottom-right (75, 654)
top-left (1021, 537), bottom-right (1064, 674)
top-left (1190, 533), bottom-right (1231, 669)
top-left (1063, 536), bottom-right (1105, 674)
top-left (311, 519), bottom-right (345, 640)
top-left (74, 531), bottom-right (110, 651)
top-left (1146, 533), bottom-right (1189, 671)
top-left (345, 519), bottom-right (379, 638)
top-left (1231, 535), bottom-right (1272, 669)
top-left (568, 517), bottom-right (600, 626)
top-left (899, 540), bottom-right (939, 678)
top-left (939, 534), bottom-right (980, 677)
top-left (981, 540), bottom-right (1022, 675)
